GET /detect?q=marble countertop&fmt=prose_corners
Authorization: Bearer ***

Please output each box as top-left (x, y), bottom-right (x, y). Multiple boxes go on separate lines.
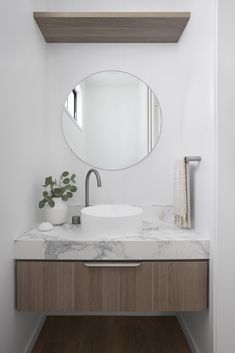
top-left (14, 217), bottom-right (209, 260)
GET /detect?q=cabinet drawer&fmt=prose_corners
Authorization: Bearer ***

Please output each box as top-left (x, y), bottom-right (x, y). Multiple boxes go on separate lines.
top-left (74, 262), bottom-right (153, 312)
top-left (16, 260), bottom-right (208, 312)
top-left (153, 261), bottom-right (208, 311)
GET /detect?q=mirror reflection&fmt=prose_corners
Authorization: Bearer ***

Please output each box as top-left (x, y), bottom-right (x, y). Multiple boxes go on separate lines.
top-left (62, 71), bottom-right (162, 170)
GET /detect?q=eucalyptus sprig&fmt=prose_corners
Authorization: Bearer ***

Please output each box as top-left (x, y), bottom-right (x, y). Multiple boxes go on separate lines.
top-left (39, 171), bottom-right (77, 208)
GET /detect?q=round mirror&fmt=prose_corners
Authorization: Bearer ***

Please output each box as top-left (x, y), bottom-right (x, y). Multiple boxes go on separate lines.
top-left (62, 71), bottom-right (162, 170)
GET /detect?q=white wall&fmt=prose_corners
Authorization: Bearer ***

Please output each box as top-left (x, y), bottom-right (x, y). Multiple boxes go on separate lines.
top-left (0, 0), bottom-right (48, 352)
top-left (178, 1), bottom-right (216, 352)
top-left (45, 0), bottom-right (214, 213)
top-left (215, 0), bottom-right (235, 352)
top-left (46, 44), bottom-right (179, 206)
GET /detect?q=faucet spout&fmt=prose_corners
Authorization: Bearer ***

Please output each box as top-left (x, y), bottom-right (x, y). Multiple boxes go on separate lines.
top-left (85, 169), bottom-right (102, 207)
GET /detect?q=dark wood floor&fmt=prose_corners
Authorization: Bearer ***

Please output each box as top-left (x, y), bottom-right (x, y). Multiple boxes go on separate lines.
top-left (32, 316), bottom-right (192, 353)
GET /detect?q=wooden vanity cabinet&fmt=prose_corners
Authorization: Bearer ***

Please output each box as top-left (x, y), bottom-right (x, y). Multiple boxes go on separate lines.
top-left (16, 260), bottom-right (208, 312)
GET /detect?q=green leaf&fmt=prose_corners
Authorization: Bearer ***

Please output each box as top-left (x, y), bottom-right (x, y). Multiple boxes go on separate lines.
top-left (43, 191), bottom-right (48, 197)
top-left (62, 195), bottom-right (68, 201)
top-left (39, 200), bottom-right (46, 209)
top-left (59, 186), bottom-right (66, 194)
top-left (62, 171), bottom-right (69, 177)
top-left (46, 195), bottom-right (52, 201)
top-left (67, 192), bottom-right (73, 198)
top-left (63, 178), bottom-right (70, 184)
top-left (70, 185), bottom-right (77, 193)
top-left (48, 200), bottom-right (55, 208)
top-left (71, 174), bottom-right (76, 183)
top-left (45, 176), bottom-right (52, 186)
top-left (59, 186), bottom-right (69, 195)
top-left (54, 188), bottom-right (61, 194)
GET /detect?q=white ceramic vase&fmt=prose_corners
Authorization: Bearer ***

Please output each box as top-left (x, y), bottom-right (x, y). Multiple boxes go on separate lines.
top-left (45, 198), bottom-right (68, 225)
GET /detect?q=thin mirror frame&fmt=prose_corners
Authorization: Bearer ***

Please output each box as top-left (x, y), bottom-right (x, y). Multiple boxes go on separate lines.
top-left (61, 70), bottom-right (163, 171)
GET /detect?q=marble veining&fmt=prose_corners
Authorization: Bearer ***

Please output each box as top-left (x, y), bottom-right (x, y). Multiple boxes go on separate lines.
top-left (15, 211), bottom-right (209, 260)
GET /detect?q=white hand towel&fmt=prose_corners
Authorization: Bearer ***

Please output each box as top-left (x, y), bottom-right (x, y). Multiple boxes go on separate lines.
top-left (174, 158), bottom-right (191, 228)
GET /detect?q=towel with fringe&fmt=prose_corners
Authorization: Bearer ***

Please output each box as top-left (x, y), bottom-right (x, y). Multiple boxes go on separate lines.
top-left (174, 157), bottom-right (191, 228)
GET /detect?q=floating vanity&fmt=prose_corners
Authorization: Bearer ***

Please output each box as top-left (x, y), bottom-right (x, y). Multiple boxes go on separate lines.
top-left (15, 65), bottom-right (208, 315)
top-left (15, 211), bottom-right (209, 313)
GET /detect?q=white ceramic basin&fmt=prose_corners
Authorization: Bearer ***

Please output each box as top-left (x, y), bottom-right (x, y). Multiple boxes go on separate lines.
top-left (81, 204), bottom-right (143, 236)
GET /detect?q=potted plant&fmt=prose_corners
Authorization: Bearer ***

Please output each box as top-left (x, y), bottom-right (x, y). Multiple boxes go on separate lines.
top-left (39, 171), bottom-right (77, 225)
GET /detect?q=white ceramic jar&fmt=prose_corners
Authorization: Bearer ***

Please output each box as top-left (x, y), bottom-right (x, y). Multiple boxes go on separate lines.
top-left (45, 198), bottom-right (68, 225)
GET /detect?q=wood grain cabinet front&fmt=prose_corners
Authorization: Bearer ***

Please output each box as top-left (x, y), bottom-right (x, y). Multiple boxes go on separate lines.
top-left (74, 262), bottom-right (153, 312)
top-left (16, 260), bottom-right (208, 312)
top-left (16, 261), bottom-right (74, 311)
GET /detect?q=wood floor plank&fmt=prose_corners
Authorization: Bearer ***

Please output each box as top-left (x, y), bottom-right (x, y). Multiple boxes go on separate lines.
top-left (32, 316), bottom-right (192, 353)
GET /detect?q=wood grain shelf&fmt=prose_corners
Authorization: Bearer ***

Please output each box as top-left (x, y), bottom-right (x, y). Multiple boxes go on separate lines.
top-left (33, 12), bottom-right (191, 43)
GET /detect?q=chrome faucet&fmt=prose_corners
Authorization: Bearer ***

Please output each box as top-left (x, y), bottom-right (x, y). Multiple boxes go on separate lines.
top-left (85, 169), bottom-right (102, 207)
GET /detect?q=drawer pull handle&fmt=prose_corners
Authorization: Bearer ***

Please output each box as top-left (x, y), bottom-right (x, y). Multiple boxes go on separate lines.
top-left (83, 262), bottom-right (142, 268)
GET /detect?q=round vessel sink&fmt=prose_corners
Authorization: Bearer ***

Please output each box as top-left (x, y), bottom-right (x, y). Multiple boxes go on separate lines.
top-left (81, 204), bottom-right (143, 236)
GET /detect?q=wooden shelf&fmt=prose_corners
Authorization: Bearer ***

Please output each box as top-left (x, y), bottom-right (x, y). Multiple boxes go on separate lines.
top-left (33, 12), bottom-right (190, 43)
